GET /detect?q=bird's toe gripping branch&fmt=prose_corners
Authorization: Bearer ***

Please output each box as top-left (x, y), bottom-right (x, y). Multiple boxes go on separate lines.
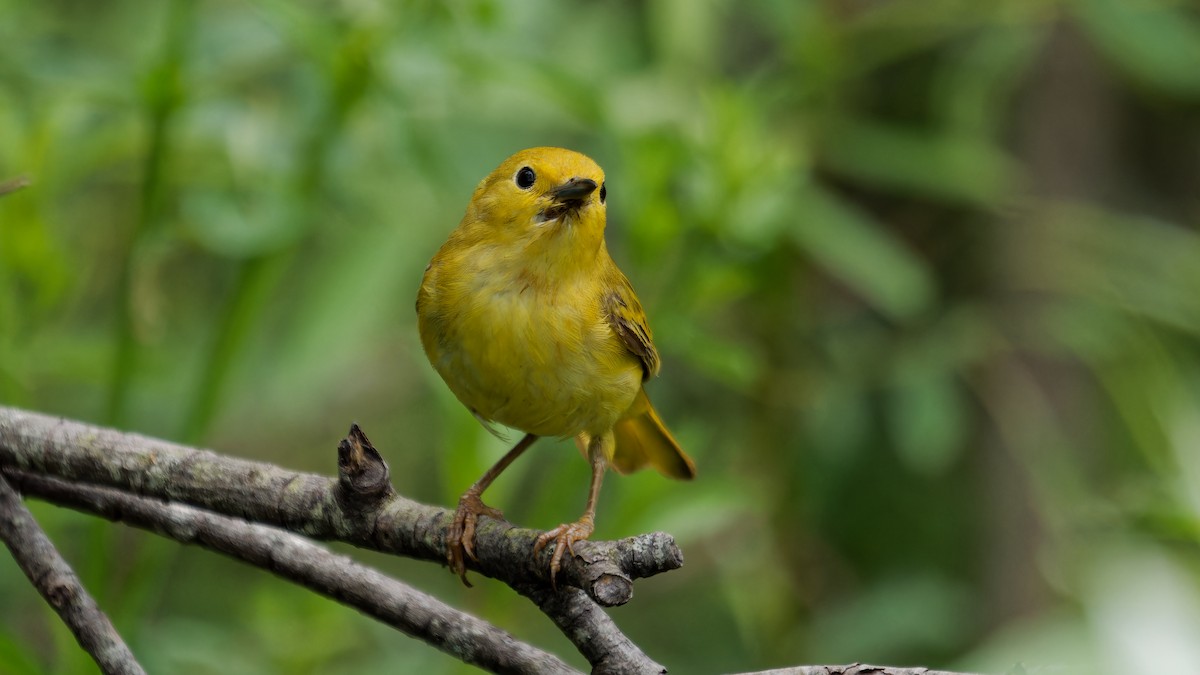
top-left (331, 423), bottom-right (685, 606)
top-left (446, 492), bottom-right (505, 586)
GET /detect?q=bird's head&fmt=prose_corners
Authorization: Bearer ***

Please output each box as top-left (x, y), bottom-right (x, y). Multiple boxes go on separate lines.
top-left (462, 147), bottom-right (608, 250)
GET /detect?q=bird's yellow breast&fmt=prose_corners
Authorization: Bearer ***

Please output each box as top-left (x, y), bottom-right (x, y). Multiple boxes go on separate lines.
top-left (417, 242), bottom-right (642, 439)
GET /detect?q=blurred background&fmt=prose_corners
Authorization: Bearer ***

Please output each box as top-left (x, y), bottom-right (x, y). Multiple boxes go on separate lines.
top-left (3, 0), bottom-right (1200, 673)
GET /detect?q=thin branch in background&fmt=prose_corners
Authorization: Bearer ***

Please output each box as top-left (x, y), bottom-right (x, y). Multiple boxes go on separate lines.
top-left (739, 662), bottom-right (984, 667)
top-left (0, 475), bottom-right (146, 675)
top-left (7, 470), bottom-right (579, 675)
top-left (0, 175), bottom-right (30, 197)
top-left (0, 406), bottom-right (681, 606)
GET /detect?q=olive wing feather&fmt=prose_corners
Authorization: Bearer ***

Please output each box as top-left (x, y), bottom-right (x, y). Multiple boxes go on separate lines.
top-left (602, 272), bottom-right (660, 381)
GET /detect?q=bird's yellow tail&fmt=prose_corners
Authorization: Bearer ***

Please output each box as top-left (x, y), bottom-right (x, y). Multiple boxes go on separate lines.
top-left (609, 390), bottom-right (696, 479)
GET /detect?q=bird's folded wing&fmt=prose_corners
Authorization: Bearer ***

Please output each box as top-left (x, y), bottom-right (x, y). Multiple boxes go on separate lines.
top-left (601, 272), bottom-right (660, 380)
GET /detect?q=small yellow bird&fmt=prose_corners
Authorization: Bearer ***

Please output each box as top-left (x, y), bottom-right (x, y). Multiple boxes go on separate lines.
top-left (417, 147), bottom-right (695, 585)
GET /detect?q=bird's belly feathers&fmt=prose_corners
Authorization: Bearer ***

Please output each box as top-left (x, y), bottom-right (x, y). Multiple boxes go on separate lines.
top-left (419, 277), bottom-right (642, 438)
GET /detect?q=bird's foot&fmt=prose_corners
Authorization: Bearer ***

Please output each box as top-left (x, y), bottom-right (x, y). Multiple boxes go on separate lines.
top-left (446, 492), bottom-right (504, 586)
top-left (533, 514), bottom-right (595, 589)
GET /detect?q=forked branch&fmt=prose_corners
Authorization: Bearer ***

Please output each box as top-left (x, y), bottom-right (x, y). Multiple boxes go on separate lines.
top-left (0, 405), bottom-right (985, 675)
top-left (6, 470), bottom-right (578, 674)
top-left (0, 405), bottom-right (671, 673)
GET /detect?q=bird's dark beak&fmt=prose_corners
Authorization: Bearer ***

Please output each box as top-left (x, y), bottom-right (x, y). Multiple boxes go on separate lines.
top-left (550, 177), bottom-right (598, 203)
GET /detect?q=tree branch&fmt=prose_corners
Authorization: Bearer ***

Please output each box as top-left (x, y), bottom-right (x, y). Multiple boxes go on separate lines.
top-left (0, 474), bottom-right (146, 675)
top-left (0, 405), bottom-right (987, 675)
top-left (739, 662), bottom-right (984, 667)
top-left (0, 405), bottom-right (676, 672)
top-left (515, 582), bottom-right (666, 674)
top-left (6, 470), bottom-right (579, 675)
top-left (0, 405), bottom-right (680, 607)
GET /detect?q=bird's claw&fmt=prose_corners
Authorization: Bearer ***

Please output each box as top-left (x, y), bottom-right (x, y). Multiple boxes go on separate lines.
top-left (447, 492), bottom-right (504, 586)
top-left (533, 515), bottom-right (595, 589)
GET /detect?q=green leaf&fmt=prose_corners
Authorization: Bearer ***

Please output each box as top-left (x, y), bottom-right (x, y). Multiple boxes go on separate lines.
top-left (1076, 0), bottom-right (1200, 99)
top-left (664, 318), bottom-right (764, 391)
top-left (790, 184), bottom-right (936, 319)
top-left (819, 118), bottom-right (1020, 205)
top-left (1030, 205), bottom-right (1200, 335)
top-left (888, 371), bottom-right (967, 476)
top-left (933, 27), bottom-right (1047, 135)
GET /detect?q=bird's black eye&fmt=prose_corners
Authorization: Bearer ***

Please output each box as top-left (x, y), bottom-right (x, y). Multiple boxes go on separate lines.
top-left (599, 182), bottom-right (606, 203)
top-left (515, 166), bottom-right (536, 189)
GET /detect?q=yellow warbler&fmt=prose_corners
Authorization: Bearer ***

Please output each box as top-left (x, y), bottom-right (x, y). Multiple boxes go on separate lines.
top-left (417, 147), bottom-right (695, 585)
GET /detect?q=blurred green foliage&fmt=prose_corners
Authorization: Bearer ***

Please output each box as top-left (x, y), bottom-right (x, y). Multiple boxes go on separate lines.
top-left (3, 0), bottom-right (1200, 673)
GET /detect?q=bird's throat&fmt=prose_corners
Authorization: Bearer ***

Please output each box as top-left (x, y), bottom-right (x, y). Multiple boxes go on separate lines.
top-left (541, 201), bottom-right (584, 222)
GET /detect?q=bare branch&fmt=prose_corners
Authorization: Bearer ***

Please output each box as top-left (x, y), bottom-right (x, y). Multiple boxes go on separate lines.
top-left (7, 470), bottom-right (579, 675)
top-left (0, 406), bottom-right (985, 675)
top-left (0, 406), bottom-right (681, 606)
top-left (0, 406), bottom-right (679, 670)
top-left (516, 582), bottom-right (665, 674)
top-left (739, 662), bottom-right (984, 667)
top-left (0, 475), bottom-right (146, 675)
